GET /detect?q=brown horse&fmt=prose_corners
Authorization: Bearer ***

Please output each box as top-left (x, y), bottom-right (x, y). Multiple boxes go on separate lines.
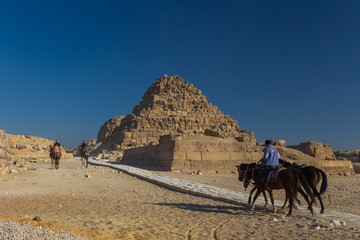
top-left (243, 167), bottom-right (315, 216)
top-left (80, 149), bottom-right (90, 168)
top-left (280, 160), bottom-right (328, 214)
top-left (49, 145), bottom-right (62, 169)
top-left (237, 163), bottom-right (270, 206)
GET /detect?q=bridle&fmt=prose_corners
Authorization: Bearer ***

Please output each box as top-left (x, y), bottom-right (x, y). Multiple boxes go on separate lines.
top-left (243, 167), bottom-right (257, 191)
top-left (239, 164), bottom-right (250, 181)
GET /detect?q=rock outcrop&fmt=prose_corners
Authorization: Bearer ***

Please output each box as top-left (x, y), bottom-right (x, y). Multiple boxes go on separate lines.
top-left (9, 134), bottom-right (73, 162)
top-left (0, 130), bottom-right (13, 174)
top-left (94, 75), bottom-right (254, 154)
top-left (287, 141), bottom-right (336, 160)
top-left (334, 150), bottom-right (360, 162)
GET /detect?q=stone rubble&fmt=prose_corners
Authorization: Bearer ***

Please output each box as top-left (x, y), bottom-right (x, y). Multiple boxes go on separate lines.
top-left (0, 219), bottom-right (88, 240)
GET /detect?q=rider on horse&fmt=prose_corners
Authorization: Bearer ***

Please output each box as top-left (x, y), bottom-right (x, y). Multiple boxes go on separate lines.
top-left (53, 141), bottom-right (61, 153)
top-left (80, 141), bottom-right (88, 154)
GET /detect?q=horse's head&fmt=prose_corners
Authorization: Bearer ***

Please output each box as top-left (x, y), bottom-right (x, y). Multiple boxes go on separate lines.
top-left (243, 168), bottom-right (255, 191)
top-left (237, 164), bottom-right (247, 182)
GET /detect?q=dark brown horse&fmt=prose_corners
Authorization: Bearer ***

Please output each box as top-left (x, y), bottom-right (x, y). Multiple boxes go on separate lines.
top-left (237, 163), bottom-right (270, 206)
top-left (80, 149), bottom-right (90, 168)
top-left (280, 160), bottom-right (328, 214)
top-left (243, 167), bottom-right (315, 216)
top-left (49, 145), bottom-right (62, 169)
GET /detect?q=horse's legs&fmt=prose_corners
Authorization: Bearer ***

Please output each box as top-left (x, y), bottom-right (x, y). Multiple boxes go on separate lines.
top-left (268, 190), bottom-right (276, 214)
top-left (85, 157), bottom-right (88, 168)
top-left (250, 188), bottom-right (262, 212)
top-left (262, 190), bottom-right (268, 208)
top-left (55, 158), bottom-right (59, 169)
top-left (297, 187), bottom-right (314, 216)
top-left (248, 186), bottom-right (257, 205)
top-left (81, 156), bottom-right (84, 168)
top-left (311, 187), bottom-right (324, 214)
top-left (281, 194), bottom-right (288, 209)
top-left (51, 157), bottom-right (54, 169)
top-left (286, 190), bottom-right (294, 216)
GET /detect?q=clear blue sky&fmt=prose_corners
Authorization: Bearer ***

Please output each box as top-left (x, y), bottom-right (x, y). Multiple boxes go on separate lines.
top-left (0, 1), bottom-right (359, 150)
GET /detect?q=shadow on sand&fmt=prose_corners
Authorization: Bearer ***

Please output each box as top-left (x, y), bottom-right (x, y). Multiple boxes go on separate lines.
top-left (152, 202), bottom-right (248, 215)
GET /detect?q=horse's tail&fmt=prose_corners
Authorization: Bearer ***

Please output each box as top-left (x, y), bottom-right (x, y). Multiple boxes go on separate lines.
top-left (317, 168), bottom-right (328, 195)
top-left (292, 171), bottom-right (301, 205)
top-left (297, 171), bottom-right (315, 203)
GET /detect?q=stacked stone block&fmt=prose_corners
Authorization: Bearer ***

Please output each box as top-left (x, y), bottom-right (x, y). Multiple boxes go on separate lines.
top-left (122, 134), bottom-right (263, 172)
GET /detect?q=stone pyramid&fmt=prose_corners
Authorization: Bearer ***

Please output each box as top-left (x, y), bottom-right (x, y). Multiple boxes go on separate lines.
top-left (95, 75), bottom-right (253, 153)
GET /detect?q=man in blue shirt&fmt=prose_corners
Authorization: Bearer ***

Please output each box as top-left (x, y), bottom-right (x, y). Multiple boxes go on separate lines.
top-left (258, 140), bottom-right (280, 190)
top-left (259, 140), bottom-right (280, 167)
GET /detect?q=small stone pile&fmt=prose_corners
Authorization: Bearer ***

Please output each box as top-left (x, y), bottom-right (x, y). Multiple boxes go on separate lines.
top-left (0, 219), bottom-right (88, 240)
top-left (95, 75), bottom-right (253, 154)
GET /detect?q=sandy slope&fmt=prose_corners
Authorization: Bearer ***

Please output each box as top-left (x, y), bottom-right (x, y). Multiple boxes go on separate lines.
top-left (0, 160), bottom-right (359, 240)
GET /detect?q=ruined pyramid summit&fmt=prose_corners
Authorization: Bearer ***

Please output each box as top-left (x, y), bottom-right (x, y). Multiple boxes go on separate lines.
top-left (95, 75), bottom-right (254, 153)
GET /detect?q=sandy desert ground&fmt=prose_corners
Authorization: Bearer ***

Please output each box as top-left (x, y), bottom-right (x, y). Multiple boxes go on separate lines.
top-left (0, 159), bottom-right (359, 240)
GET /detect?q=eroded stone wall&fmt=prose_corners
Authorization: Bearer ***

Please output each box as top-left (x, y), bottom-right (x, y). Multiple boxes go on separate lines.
top-left (121, 134), bottom-right (262, 172)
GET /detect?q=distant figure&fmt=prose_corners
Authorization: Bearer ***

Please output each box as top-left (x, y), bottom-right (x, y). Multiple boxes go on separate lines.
top-left (80, 141), bottom-right (90, 168)
top-left (80, 141), bottom-right (88, 153)
top-left (50, 141), bottom-right (62, 169)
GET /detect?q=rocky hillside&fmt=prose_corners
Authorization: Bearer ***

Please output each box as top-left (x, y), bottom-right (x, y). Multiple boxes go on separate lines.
top-left (94, 75), bottom-right (254, 155)
top-left (9, 134), bottom-right (73, 162)
top-left (334, 150), bottom-right (360, 162)
top-left (287, 141), bottom-right (336, 160)
top-left (0, 130), bottom-right (13, 174)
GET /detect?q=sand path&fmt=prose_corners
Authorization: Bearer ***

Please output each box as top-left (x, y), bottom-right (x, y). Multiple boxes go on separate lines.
top-left (0, 159), bottom-right (358, 240)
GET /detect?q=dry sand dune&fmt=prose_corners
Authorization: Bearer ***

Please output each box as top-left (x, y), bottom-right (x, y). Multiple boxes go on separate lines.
top-left (0, 160), bottom-right (359, 240)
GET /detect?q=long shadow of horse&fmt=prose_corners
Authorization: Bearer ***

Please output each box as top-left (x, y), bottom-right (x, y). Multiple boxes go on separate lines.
top-left (152, 202), bottom-right (248, 215)
top-left (152, 202), bottom-right (290, 216)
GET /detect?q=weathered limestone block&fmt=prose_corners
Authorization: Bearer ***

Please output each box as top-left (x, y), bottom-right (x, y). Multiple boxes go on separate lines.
top-left (229, 152), bottom-right (248, 161)
top-left (234, 142), bottom-right (248, 152)
top-left (170, 160), bottom-right (185, 170)
top-left (174, 142), bottom-right (194, 152)
top-left (173, 151), bottom-right (186, 161)
top-left (201, 152), bottom-right (230, 161)
top-left (186, 152), bottom-right (202, 161)
top-left (206, 160), bottom-right (225, 170)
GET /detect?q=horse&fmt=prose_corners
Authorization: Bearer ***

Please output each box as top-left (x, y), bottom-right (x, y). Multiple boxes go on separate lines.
top-left (80, 148), bottom-right (90, 168)
top-left (280, 160), bottom-right (328, 214)
top-left (237, 163), bottom-right (270, 206)
top-left (243, 167), bottom-right (315, 216)
top-left (49, 145), bottom-right (62, 169)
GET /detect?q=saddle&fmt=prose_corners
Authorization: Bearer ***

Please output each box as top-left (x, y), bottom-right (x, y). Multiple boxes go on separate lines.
top-left (53, 145), bottom-right (60, 153)
top-left (266, 167), bottom-right (286, 183)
